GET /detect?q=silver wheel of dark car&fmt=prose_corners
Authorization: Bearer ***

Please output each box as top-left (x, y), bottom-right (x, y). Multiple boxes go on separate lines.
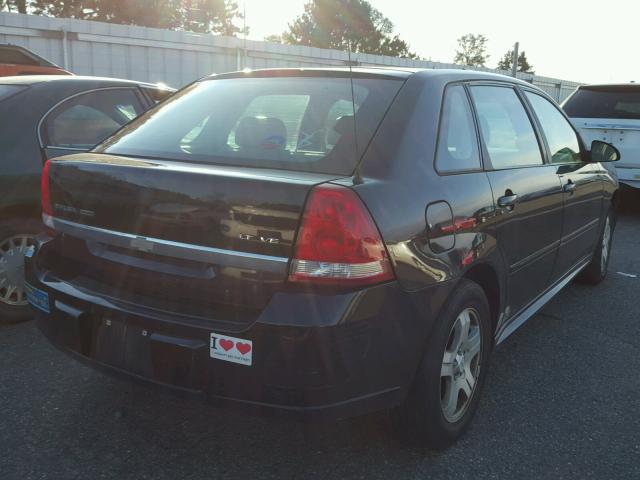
top-left (577, 208), bottom-right (614, 285)
top-left (0, 234), bottom-right (35, 306)
top-left (394, 279), bottom-right (491, 449)
top-left (440, 307), bottom-right (482, 423)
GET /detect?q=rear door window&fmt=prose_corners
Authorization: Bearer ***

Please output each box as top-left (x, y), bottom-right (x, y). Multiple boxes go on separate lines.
top-left (435, 85), bottom-right (481, 172)
top-left (43, 88), bottom-right (145, 149)
top-left (470, 86), bottom-right (543, 169)
top-left (525, 91), bottom-right (582, 164)
top-left (563, 88), bottom-right (640, 119)
top-left (99, 76), bottom-right (404, 175)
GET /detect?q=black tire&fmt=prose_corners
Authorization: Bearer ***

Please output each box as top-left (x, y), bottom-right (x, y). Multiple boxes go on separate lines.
top-left (0, 217), bottom-right (41, 324)
top-left (393, 279), bottom-right (492, 449)
top-left (576, 208), bottom-right (614, 285)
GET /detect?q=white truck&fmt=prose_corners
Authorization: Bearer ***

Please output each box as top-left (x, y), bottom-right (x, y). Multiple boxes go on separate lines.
top-left (563, 84), bottom-right (640, 190)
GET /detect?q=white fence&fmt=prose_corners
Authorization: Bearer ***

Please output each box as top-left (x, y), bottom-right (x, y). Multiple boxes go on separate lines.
top-left (0, 12), bottom-right (581, 101)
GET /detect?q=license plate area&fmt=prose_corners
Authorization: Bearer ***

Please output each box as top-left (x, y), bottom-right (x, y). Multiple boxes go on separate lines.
top-left (95, 317), bottom-right (152, 376)
top-left (25, 282), bottom-right (50, 313)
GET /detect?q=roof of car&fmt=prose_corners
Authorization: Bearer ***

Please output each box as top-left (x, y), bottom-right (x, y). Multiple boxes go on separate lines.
top-left (579, 83), bottom-right (640, 91)
top-left (0, 75), bottom-right (173, 90)
top-left (208, 66), bottom-right (534, 86)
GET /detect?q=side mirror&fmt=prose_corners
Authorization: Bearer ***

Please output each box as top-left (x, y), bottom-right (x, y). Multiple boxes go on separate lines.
top-left (589, 140), bottom-right (620, 163)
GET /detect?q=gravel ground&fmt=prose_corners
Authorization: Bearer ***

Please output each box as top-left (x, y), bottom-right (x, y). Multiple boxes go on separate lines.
top-left (1, 213), bottom-right (638, 480)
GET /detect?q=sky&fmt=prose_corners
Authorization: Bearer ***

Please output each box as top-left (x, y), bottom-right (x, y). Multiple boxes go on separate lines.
top-left (242, 0), bottom-right (639, 84)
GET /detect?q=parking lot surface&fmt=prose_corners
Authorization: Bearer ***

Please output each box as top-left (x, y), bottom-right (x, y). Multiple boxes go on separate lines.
top-left (1, 213), bottom-right (639, 480)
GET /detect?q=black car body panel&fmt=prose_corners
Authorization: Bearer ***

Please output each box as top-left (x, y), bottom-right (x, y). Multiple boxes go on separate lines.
top-left (45, 154), bottom-right (342, 313)
top-left (28, 68), bottom-right (619, 419)
top-left (28, 235), bottom-right (453, 417)
top-left (0, 76), bottom-right (174, 218)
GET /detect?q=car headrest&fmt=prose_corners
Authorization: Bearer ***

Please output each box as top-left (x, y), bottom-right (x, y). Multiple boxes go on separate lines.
top-left (235, 117), bottom-right (287, 150)
top-left (332, 115), bottom-right (355, 136)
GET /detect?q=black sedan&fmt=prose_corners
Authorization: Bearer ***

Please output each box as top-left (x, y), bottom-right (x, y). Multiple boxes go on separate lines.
top-left (27, 68), bottom-right (619, 448)
top-left (0, 76), bottom-right (174, 322)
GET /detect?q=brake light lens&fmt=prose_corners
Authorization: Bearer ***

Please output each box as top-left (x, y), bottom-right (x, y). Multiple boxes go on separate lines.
top-left (41, 160), bottom-right (55, 234)
top-left (41, 160), bottom-right (53, 215)
top-left (289, 184), bottom-right (394, 287)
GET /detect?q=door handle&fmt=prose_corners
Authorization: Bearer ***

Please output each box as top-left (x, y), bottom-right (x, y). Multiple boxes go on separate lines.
top-left (497, 193), bottom-right (519, 210)
top-left (563, 180), bottom-right (576, 194)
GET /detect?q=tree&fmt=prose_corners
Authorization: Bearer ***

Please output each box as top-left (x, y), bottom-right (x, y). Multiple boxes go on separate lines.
top-left (264, 34), bottom-right (283, 44)
top-left (1, 0), bottom-right (29, 13)
top-left (282, 0), bottom-right (416, 58)
top-left (17, 0), bottom-right (246, 36)
top-left (497, 49), bottom-right (534, 74)
top-left (30, 1), bottom-right (104, 21)
top-left (180, 0), bottom-right (246, 36)
top-left (454, 33), bottom-right (489, 67)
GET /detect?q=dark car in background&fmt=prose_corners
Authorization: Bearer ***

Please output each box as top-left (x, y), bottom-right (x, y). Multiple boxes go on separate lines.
top-left (0, 44), bottom-right (72, 77)
top-left (27, 68), bottom-right (619, 448)
top-left (0, 76), bottom-right (174, 322)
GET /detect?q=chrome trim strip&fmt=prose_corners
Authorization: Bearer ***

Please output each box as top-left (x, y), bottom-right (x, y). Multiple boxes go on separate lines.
top-left (44, 146), bottom-right (90, 152)
top-left (495, 257), bottom-right (590, 345)
top-left (45, 214), bottom-right (289, 274)
top-left (559, 218), bottom-right (599, 246)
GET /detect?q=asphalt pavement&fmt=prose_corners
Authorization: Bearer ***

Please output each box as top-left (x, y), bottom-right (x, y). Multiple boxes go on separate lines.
top-left (1, 212), bottom-right (639, 480)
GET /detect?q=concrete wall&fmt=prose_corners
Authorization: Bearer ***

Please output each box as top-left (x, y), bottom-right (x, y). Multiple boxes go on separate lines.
top-left (0, 12), bottom-right (581, 101)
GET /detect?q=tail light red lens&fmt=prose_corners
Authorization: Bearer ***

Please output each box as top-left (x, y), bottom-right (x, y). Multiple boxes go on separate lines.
top-left (41, 160), bottom-right (53, 216)
top-left (41, 160), bottom-right (55, 234)
top-left (289, 183), bottom-right (394, 287)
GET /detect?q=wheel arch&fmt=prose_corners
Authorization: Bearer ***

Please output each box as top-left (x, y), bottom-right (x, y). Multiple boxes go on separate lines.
top-left (463, 262), bottom-right (502, 339)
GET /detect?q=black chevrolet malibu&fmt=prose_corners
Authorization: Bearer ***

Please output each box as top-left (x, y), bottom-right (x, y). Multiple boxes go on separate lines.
top-left (26, 68), bottom-right (620, 448)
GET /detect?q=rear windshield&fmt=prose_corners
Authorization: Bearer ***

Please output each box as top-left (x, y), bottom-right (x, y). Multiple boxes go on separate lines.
top-left (98, 76), bottom-right (403, 175)
top-left (0, 84), bottom-right (26, 102)
top-left (563, 88), bottom-right (640, 119)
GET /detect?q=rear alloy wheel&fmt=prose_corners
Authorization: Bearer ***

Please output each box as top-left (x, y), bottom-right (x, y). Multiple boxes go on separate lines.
top-left (577, 209), bottom-right (614, 285)
top-left (393, 279), bottom-right (492, 449)
top-left (0, 219), bottom-right (41, 324)
top-left (440, 308), bottom-right (482, 423)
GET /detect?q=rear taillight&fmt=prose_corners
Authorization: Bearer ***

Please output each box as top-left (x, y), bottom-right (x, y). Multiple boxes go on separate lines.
top-left (41, 160), bottom-right (55, 234)
top-left (289, 183), bottom-right (394, 287)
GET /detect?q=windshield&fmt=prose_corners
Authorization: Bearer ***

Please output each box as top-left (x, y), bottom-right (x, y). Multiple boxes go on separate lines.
top-left (563, 87), bottom-right (640, 119)
top-left (97, 76), bottom-right (403, 175)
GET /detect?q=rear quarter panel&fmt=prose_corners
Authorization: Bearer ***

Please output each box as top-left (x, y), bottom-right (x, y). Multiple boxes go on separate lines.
top-left (353, 73), bottom-right (506, 301)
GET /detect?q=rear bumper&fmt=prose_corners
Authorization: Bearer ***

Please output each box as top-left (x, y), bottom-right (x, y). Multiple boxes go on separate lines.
top-left (27, 246), bottom-right (449, 420)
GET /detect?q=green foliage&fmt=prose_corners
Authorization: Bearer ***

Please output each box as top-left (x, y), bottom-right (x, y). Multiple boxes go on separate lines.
top-left (454, 33), bottom-right (489, 67)
top-left (2, 0), bottom-right (30, 13)
top-left (264, 34), bottom-right (283, 44)
top-left (282, 0), bottom-right (417, 58)
top-left (497, 49), bottom-right (535, 74)
top-left (179, 0), bottom-right (246, 36)
top-left (4, 0), bottom-right (246, 36)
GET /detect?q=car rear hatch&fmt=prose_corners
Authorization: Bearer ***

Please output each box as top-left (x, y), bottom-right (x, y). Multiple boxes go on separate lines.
top-left (38, 72), bottom-right (404, 329)
top-left (42, 154), bottom-right (342, 328)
